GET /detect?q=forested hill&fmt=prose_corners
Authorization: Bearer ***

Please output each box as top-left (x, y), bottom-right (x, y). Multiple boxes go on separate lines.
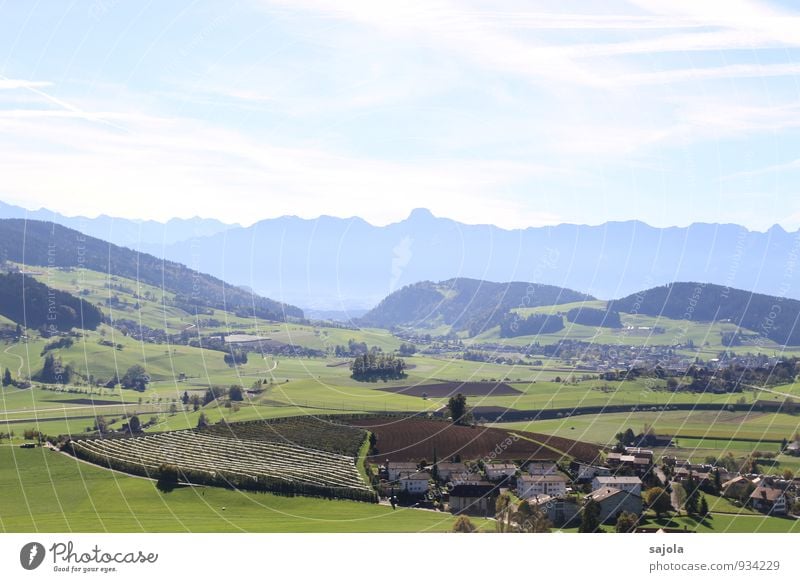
top-left (0, 219), bottom-right (303, 321)
top-left (357, 278), bottom-right (592, 335)
top-left (0, 272), bottom-right (103, 331)
top-left (610, 282), bottom-right (800, 346)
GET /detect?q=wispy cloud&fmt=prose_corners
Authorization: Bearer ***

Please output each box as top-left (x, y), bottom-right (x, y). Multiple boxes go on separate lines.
top-left (0, 77), bottom-right (52, 90)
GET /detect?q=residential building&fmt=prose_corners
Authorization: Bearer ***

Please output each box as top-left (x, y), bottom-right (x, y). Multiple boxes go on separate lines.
top-left (592, 476), bottom-right (642, 495)
top-left (585, 487), bottom-right (643, 524)
top-left (517, 474), bottom-right (568, 499)
top-left (484, 462), bottom-right (517, 480)
top-left (449, 482), bottom-right (498, 516)
top-left (749, 486), bottom-right (788, 515)
top-left (526, 461), bottom-right (558, 476)
top-left (434, 462), bottom-right (467, 482)
top-left (529, 495), bottom-right (581, 527)
top-left (386, 462), bottom-right (419, 481)
top-left (397, 472), bottom-right (431, 495)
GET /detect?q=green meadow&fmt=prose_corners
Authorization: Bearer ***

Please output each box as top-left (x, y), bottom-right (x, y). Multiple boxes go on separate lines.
top-left (0, 447), bottom-right (487, 533)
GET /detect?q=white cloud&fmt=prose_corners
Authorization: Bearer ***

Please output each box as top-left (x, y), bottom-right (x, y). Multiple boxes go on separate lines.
top-left (0, 78), bottom-right (52, 90)
top-left (0, 98), bottom-right (561, 228)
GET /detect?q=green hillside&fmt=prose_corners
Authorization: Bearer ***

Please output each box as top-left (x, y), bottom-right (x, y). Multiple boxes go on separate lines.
top-left (358, 277), bottom-right (592, 335)
top-left (0, 218), bottom-right (302, 321)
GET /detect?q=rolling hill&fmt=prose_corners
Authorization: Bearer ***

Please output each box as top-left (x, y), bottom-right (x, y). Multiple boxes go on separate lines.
top-left (0, 219), bottom-right (302, 321)
top-left (610, 282), bottom-right (800, 346)
top-left (357, 277), bottom-right (592, 336)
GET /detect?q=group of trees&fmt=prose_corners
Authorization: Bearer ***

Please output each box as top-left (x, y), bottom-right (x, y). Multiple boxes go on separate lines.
top-left (499, 313), bottom-right (565, 338)
top-left (0, 272), bottom-right (103, 331)
top-left (33, 354), bottom-right (73, 384)
top-left (333, 339), bottom-right (368, 357)
top-left (350, 352), bottom-right (406, 381)
top-left (565, 307), bottom-right (622, 328)
top-left (223, 349), bottom-right (248, 367)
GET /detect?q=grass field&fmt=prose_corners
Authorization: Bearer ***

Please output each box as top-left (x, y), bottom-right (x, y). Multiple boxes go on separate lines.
top-left (494, 410), bottom-right (800, 446)
top-left (0, 447), bottom-right (487, 533)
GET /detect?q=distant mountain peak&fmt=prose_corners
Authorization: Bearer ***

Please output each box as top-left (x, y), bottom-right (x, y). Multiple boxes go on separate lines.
top-left (406, 208), bottom-right (437, 221)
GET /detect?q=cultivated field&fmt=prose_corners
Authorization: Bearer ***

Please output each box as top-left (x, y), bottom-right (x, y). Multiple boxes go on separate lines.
top-left (69, 430), bottom-right (373, 499)
top-left (345, 416), bottom-right (602, 463)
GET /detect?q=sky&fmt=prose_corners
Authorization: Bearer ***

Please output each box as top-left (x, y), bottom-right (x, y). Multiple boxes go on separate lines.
top-left (1, 0), bottom-right (800, 231)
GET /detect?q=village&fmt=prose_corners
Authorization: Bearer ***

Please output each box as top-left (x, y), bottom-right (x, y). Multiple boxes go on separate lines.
top-left (377, 439), bottom-right (800, 532)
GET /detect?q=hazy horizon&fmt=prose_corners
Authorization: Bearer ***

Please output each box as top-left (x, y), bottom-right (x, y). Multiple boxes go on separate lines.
top-left (3, 199), bottom-right (798, 234)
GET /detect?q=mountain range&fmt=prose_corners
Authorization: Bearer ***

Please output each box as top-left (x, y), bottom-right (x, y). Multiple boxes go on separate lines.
top-left (3, 200), bottom-right (799, 311)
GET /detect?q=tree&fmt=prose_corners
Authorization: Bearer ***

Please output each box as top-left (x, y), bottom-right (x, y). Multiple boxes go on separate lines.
top-left (684, 476), bottom-right (700, 515)
top-left (699, 495), bottom-right (709, 518)
top-left (623, 428), bottom-right (636, 445)
top-left (189, 394), bottom-right (201, 411)
top-left (2, 367), bottom-right (11, 387)
top-left (452, 515), bottom-right (476, 533)
top-left (495, 492), bottom-right (514, 533)
top-left (128, 415), bottom-right (141, 433)
top-left (94, 415), bottom-right (109, 434)
top-left (644, 487), bottom-right (672, 517)
top-left (712, 469), bottom-right (723, 494)
top-left (197, 412), bottom-right (208, 429)
top-left (121, 364), bottom-right (149, 391)
top-left (447, 393), bottom-right (471, 425)
top-left (229, 385), bottom-right (244, 401)
top-left (615, 511), bottom-right (638, 533)
top-left (672, 483), bottom-right (687, 511)
top-left (181, 391), bottom-right (189, 405)
top-left (515, 501), bottom-right (551, 533)
top-left (579, 498), bottom-right (602, 532)
top-left (203, 386), bottom-right (227, 405)
top-left (156, 463), bottom-right (180, 492)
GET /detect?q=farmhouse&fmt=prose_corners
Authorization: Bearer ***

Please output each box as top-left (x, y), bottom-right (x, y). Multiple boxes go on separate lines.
top-left (387, 462), bottom-right (419, 481)
top-left (449, 482), bottom-right (498, 516)
top-left (398, 472), bottom-right (431, 495)
top-left (785, 441), bottom-right (800, 457)
top-left (526, 461), bottom-right (558, 476)
top-left (721, 476), bottom-right (753, 500)
top-left (606, 448), bottom-right (653, 475)
top-left (517, 474), bottom-right (568, 499)
top-left (585, 487), bottom-right (643, 524)
top-left (672, 468), bottom-right (712, 488)
top-left (748, 486), bottom-right (788, 515)
top-left (592, 476), bottom-right (642, 495)
top-left (484, 463), bottom-right (517, 480)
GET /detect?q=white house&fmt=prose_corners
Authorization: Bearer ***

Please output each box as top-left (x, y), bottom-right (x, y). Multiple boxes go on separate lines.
top-left (435, 462), bottom-right (467, 482)
top-left (573, 463), bottom-right (611, 481)
top-left (484, 463), bottom-right (517, 480)
top-left (526, 461), bottom-right (558, 476)
top-left (387, 462), bottom-right (419, 481)
top-left (591, 476), bottom-right (642, 495)
top-left (398, 472), bottom-right (431, 494)
top-left (517, 474), bottom-right (568, 499)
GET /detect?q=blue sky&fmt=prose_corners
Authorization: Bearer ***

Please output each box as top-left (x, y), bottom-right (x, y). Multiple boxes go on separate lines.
top-left (1, 0), bottom-right (800, 230)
